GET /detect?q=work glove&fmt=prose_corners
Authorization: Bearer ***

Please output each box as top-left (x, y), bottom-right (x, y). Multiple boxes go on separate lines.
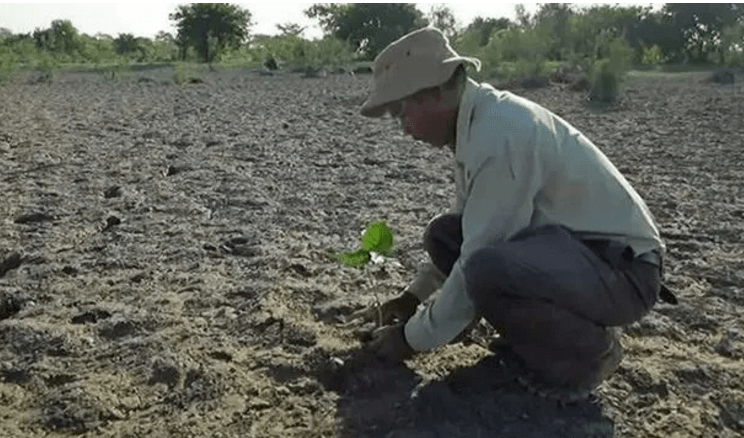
top-left (344, 291), bottom-right (420, 327)
top-left (366, 323), bottom-right (415, 363)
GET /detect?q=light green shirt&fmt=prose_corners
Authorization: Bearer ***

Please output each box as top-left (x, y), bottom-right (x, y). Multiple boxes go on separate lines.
top-left (404, 78), bottom-right (664, 351)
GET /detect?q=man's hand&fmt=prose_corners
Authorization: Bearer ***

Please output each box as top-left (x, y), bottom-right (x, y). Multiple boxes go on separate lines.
top-left (367, 323), bottom-right (415, 363)
top-left (344, 292), bottom-right (419, 327)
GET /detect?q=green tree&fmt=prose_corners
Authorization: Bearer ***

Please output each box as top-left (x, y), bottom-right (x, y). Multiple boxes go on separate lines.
top-left (31, 19), bottom-right (82, 63)
top-left (114, 33), bottom-right (139, 55)
top-left (464, 16), bottom-right (513, 46)
top-left (426, 4), bottom-right (458, 39)
top-left (515, 4), bottom-right (534, 28)
top-left (77, 33), bottom-right (116, 64)
top-left (153, 31), bottom-right (179, 62)
top-left (0, 27), bottom-right (12, 41)
top-left (169, 3), bottom-right (253, 63)
top-left (305, 3), bottom-right (426, 59)
top-left (276, 23), bottom-right (305, 37)
top-left (663, 3), bottom-right (744, 63)
top-left (720, 20), bottom-right (744, 66)
top-left (534, 3), bottom-right (574, 60)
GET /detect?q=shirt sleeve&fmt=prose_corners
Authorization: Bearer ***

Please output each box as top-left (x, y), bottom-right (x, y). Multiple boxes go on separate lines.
top-left (404, 261), bottom-right (446, 302)
top-left (404, 113), bottom-right (546, 351)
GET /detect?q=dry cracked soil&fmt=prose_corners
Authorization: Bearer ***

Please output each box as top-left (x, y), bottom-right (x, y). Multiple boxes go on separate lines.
top-left (0, 66), bottom-right (743, 438)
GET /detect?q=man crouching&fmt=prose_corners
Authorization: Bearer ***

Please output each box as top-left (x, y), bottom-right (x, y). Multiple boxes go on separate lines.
top-left (350, 27), bottom-right (669, 402)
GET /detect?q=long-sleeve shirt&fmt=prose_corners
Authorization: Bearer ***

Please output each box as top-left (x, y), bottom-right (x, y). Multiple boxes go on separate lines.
top-left (403, 78), bottom-right (665, 352)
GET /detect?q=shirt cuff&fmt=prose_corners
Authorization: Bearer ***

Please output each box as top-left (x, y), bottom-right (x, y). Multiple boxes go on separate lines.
top-left (404, 261), bottom-right (477, 351)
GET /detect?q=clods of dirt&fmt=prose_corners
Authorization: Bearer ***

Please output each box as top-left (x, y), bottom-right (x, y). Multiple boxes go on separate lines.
top-left (0, 67), bottom-right (742, 437)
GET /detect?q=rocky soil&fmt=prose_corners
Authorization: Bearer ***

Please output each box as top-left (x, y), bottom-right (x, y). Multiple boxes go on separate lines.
top-left (0, 67), bottom-right (743, 437)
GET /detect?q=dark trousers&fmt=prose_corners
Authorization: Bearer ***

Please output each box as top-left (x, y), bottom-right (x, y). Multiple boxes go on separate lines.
top-left (424, 214), bottom-right (661, 386)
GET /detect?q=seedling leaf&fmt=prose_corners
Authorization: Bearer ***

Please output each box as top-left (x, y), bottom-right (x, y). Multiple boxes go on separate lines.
top-left (360, 221), bottom-right (394, 255)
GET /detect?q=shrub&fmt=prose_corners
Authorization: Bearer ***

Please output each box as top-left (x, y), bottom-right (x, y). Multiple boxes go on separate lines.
top-left (246, 35), bottom-right (354, 71)
top-left (462, 26), bottom-right (552, 82)
top-left (588, 36), bottom-right (632, 104)
top-left (33, 55), bottom-right (57, 83)
top-left (0, 57), bottom-right (15, 84)
top-left (640, 44), bottom-right (664, 65)
top-left (173, 63), bottom-right (202, 84)
top-left (589, 59), bottom-right (619, 103)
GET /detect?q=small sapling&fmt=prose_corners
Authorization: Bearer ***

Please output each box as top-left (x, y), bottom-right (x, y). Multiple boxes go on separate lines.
top-left (329, 221), bottom-right (394, 326)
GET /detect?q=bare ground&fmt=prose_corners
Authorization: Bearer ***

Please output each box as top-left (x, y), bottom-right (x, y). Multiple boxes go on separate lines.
top-left (0, 67), bottom-right (743, 438)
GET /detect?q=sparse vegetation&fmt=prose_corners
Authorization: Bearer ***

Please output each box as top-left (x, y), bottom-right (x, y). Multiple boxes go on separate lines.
top-left (173, 63), bottom-right (203, 85)
top-left (0, 4), bottom-right (744, 95)
top-left (0, 2), bottom-right (741, 91)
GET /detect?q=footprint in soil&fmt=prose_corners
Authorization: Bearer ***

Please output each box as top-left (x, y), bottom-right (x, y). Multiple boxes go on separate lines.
top-left (212, 236), bottom-right (261, 258)
top-left (312, 298), bottom-right (362, 324)
top-left (0, 291), bottom-right (29, 320)
top-left (101, 215), bottom-right (121, 232)
top-left (0, 252), bottom-right (22, 278)
top-left (13, 212), bottom-right (56, 224)
top-left (103, 186), bottom-right (122, 198)
top-left (70, 309), bottom-right (112, 325)
top-left (304, 347), bottom-right (417, 396)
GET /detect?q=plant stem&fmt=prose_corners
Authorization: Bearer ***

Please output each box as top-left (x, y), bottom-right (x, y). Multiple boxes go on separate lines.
top-left (365, 265), bottom-right (383, 327)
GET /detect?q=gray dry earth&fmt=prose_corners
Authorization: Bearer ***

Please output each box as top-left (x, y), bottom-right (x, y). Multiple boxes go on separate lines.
top-left (0, 67), bottom-right (743, 438)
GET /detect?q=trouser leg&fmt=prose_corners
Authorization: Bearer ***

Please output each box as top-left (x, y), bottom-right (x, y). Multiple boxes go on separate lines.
top-left (461, 224), bottom-right (660, 388)
top-left (423, 213), bottom-right (462, 276)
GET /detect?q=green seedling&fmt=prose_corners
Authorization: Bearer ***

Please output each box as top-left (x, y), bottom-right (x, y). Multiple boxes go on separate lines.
top-left (329, 221), bottom-right (394, 326)
top-left (330, 221), bottom-right (394, 268)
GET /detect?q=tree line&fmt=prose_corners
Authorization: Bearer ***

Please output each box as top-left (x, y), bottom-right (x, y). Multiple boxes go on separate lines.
top-left (1, 3), bottom-right (743, 74)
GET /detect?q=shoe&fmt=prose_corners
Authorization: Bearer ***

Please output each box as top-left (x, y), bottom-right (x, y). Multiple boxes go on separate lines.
top-left (515, 329), bottom-right (623, 404)
top-left (588, 328), bottom-right (624, 388)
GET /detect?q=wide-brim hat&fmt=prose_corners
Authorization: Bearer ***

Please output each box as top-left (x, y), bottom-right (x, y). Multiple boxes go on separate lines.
top-left (361, 27), bottom-right (481, 118)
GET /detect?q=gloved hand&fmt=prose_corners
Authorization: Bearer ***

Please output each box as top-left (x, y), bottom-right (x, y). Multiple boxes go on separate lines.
top-left (344, 291), bottom-right (420, 327)
top-left (366, 323), bottom-right (415, 363)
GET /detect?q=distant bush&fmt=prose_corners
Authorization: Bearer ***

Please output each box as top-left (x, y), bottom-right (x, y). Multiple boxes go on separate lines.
top-left (241, 35), bottom-right (354, 71)
top-left (588, 36), bottom-right (633, 103)
top-left (589, 59), bottom-right (619, 103)
top-left (721, 24), bottom-right (744, 67)
top-left (33, 55), bottom-right (57, 83)
top-left (0, 57), bottom-right (15, 84)
top-left (640, 44), bottom-right (664, 65)
top-left (173, 63), bottom-right (202, 84)
top-left (455, 27), bottom-right (552, 82)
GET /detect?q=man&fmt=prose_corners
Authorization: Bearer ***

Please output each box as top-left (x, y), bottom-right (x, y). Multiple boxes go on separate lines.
top-left (351, 27), bottom-right (671, 401)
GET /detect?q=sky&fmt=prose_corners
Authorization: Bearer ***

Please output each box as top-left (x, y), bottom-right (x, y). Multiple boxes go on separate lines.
top-left (0, 2), bottom-right (551, 40)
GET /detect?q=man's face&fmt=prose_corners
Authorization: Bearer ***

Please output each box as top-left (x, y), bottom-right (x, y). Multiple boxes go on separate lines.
top-left (395, 90), bottom-right (457, 148)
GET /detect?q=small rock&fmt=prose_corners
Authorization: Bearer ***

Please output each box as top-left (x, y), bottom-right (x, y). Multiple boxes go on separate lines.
top-left (102, 215), bottom-right (121, 232)
top-left (61, 266), bottom-right (78, 276)
top-left (148, 358), bottom-right (180, 389)
top-left (103, 186), bottom-right (122, 198)
top-left (71, 309), bottom-right (112, 325)
top-left (164, 165), bottom-right (180, 177)
top-left (264, 57), bottom-right (278, 71)
top-left (248, 398), bottom-right (272, 410)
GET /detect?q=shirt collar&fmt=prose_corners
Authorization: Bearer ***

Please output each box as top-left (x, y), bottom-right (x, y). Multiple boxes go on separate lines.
top-left (455, 78), bottom-right (480, 161)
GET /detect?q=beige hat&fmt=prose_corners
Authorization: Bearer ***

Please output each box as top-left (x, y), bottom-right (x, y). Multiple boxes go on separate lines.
top-left (360, 27), bottom-right (481, 118)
